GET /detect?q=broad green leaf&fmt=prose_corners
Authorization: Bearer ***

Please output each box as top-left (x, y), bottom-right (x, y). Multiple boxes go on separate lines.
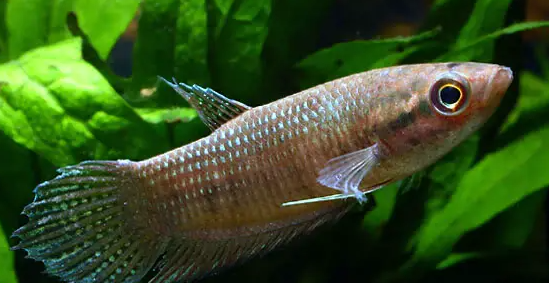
top-left (136, 107), bottom-right (197, 124)
top-left (410, 125), bottom-right (549, 266)
top-left (360, 172), bottom-right (427, 279)
top-left (0, 223), bottom-right (17, 283)
top-left (0, 0), bottom-right (7, 62)
top-left (500, 190), bottom-right (547, 249)
top-left (418, 0), bottom-right (530, 63)
top-left (0, 38), bottom-right (169, 166)
top-left (6, 0), bottom-right (58, 59)
top-left (207, 0), bottom-right (271, 105)
top-left (0, 133), bottom-right (35, 233)
top-left (261, 0), bottom-right (334, 102)
top-left (6, 0), bottom-right (138, 60)
top-left (0, 229), bottom-right (16, 283)
top-left (422, 135), bottom-right (479, 216)
top-left (431, 252), bottom-right (549, 282)
top-left (436, 252), bottom-right (483, 269)
top-left (72, 0), bottom-right (140, 60)
top-left (534, 45), bottom-right (549, 80)
top-left (473, 189), bottom-right (547, 250)
top-left (420, 0), bottom-right (477, 41)
top-left (131, 0), bottom-right (210, 107)
top-left (438, 22), bottom-right (549, 61)
top-left (362, 183), bottom-right (399, 241)
top-left (402, 0), bottom-right (476, 63)
top-left (367, 135), bottom-right (478, 271)
top-left (418, 0), bottom-right (512, 62)
top-left (498, 71), bottom-right (549, 147)
top-left (437, 191), bottom-right (547, 270)
top-left (296, 29), bottom-right (439, 89)
top-left (453, 0), bottom-right (512, 49)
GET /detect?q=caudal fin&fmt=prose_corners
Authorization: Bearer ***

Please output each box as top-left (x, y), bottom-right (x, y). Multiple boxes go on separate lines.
top-left (12, 160), bottom-right (166, 283)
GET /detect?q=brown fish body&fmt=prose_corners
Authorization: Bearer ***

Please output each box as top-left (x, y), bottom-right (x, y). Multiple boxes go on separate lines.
top-left (130, 63), bottom-right (510, 238)
top-left (13, 62), bottom-right (513, 283)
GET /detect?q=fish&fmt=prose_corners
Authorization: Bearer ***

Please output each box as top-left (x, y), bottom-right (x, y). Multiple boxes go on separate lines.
top-left (11, 62), bottom-right (513, 283)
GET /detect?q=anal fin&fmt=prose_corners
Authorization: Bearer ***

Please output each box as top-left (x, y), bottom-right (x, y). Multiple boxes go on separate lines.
top-left (149, 208), bottom-right (350, 283)
top-left (160, 77), bottom-right (251, 131)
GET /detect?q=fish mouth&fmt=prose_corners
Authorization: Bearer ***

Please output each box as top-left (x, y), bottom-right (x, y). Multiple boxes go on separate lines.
top-left (496, 66), bottom-right (514, 88)
top-left (483, 66), bottom-right (513, 106)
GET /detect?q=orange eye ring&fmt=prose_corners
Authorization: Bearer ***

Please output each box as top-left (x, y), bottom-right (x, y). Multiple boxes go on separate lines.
top-left (429, 77), bottom-right (469, 116)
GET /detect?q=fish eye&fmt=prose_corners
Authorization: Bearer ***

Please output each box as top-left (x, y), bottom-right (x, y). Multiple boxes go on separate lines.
top-left (429, 76), bottom-right (469, 116)
top-left (440, 84), bottom-right (461, 107)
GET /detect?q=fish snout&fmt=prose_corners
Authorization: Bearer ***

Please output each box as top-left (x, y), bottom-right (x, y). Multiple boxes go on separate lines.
top-left (483, 66), bottom-right (513, 107)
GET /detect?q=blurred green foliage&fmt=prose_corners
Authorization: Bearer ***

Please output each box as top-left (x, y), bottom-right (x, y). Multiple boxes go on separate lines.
top-left (1, 0), bottom-right (549, 282)
top-left (0, 223), bottom-right (17, 283)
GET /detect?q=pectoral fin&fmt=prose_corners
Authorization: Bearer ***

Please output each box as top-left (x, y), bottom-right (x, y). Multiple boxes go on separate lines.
top-left (281, 144), bottom-right (383, 207)
top-left (317, 144), bottom-right (381, 202)
top-left (281, 144), bottom-right (386, 207)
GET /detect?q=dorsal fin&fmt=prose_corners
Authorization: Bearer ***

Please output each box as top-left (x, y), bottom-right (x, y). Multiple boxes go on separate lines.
top-left (149, 207), bottom-right (350, 282)
top-left (160, 77), bottom-right (251, 131)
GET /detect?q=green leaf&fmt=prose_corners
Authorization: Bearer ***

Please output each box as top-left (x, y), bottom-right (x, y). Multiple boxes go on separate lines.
top-left (208, 0), bottom-right (271, 104)
top-left (6, 0), bottom-right (58, 59)
top-left (0, 38), bottom-right (169, 166)
top-left (0, 223), bottom-right (18, 283)
top-left (439, 21), bottom-right (549, 61)
top-left (136, 107), bottom-right (197, 124)
top-left (497, 71), bottom-right (549, 147)
top-left (131, 0), bottom-right (210, 107)
top-left (260, 0), bottom-right (335, 102)
top-left (395, 0), bottom-right (477, 63)
top-left (494, 189), bottom-right (547, 249)
top-left (436, 252), bottom-right (483, 269)
top-left (296, 28), bottom-right (440, 89)
top-left (414, 0), bottom-right (511, 63)
top-left (410, 125), bottom-right (549, 266)
top-left (6, 0), bottom-right (138, 60)
top-left (453, 0), bottom-right (512, 48)
top-left (534, 44), bottom-right (549, 80)
top-left (459, 189), bottom-right (548, 251)
top-left (0, 0), bottom-right (7, 62)
top-left (420, 0), bottom-right (477, 42)
top-left (449, 0), bottom-right (513, 64)
top-left (72, 0), bottom-right (140, 60)
top-left (0, 133), bottom-right (35, 233)
top-left (362, 183), bottom-right (399, 241)
top-left (431, 251), bottom-right (549, 282)
top-left (417, 0), bottom-right (543, 64)
top-left (421, 135), bottom-right (479, 216)
top-left (368, 135), bottom-right (478, 272)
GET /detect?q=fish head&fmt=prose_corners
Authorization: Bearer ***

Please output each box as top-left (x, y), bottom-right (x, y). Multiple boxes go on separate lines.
top-left (419, 62), bottom-right (513, 139)
top-left (378, 62), bottom-right (513, 176)
top-left (426, 62), bottom-right (513, 124)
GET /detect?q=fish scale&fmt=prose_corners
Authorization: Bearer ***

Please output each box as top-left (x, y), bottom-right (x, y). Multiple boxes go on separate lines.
top-left (140, 92), bottom-right (354, 236)
top-left (12, 62), bottom-right (513, 283)
top-left (147, 64), bottom-right (461, 243)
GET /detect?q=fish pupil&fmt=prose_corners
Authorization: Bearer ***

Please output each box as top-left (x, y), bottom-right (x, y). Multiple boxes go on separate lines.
top-left (439, 85), bottom-right (461, 106)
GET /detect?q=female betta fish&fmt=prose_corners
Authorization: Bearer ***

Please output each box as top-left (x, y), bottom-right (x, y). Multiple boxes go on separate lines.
top-left (12, 62), bottom-right (513, 283)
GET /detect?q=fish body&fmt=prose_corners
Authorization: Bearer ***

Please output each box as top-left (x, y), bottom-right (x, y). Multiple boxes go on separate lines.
top-left (12, 62), bottom-right (513, 283)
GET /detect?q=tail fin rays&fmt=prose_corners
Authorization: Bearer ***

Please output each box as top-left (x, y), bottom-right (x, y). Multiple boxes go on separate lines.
top-left (12, 160), bottom-right (166, 283)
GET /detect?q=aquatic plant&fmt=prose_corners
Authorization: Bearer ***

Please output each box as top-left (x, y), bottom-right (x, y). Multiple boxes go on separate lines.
top-left (1, 0), bottom-right (549, 282)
